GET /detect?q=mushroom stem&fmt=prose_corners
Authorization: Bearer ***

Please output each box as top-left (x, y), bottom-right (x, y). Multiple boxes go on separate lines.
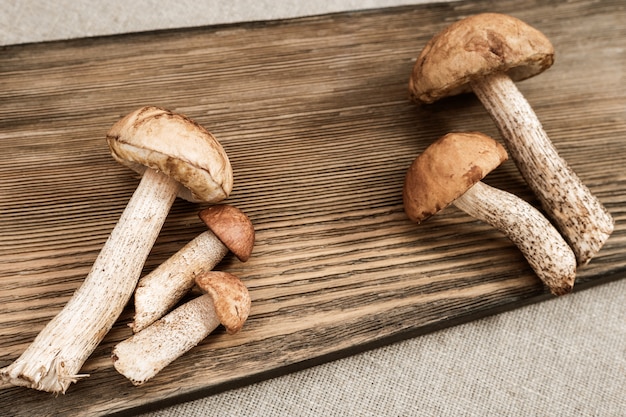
top-left (0, 168), bottom-right (180, 394)
top-left (453, 180), bottom-right (576, 295)
top-left (470, 72), bottom-right (614, 265)
top-left (112, 294), bottom-right (221, 386)
top-left (113, 271), bottom-right (251, 386)
top-left (131, 231), bottom-right (229, 333)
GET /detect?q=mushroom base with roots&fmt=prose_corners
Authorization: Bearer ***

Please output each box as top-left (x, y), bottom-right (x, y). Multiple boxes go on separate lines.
top-left (0, 168), bottom-right (180, 393)
top-left (454, 181), bottom-right (576, 296)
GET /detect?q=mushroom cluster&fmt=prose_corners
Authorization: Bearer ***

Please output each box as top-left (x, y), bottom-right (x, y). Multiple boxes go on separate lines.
top-left (112, 204), bottom-right (255, 386)
top-left (132, 204), bottom-right (254, 333)
top-left (404, 132), bottom-right (576, 295)
top-left (0, 107), bottom-right (252, 393)
top-left (405, 13), bottom-right (614, 293)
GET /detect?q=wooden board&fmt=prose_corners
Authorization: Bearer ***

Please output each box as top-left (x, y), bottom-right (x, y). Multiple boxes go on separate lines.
top-left (1, 0), bottom-right (625, 415)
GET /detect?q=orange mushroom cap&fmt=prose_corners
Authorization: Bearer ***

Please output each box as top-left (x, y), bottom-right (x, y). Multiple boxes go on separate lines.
top-left (199, 204), bottom-right (255, 262)
top-left (403, 132), bottom-right (508, 223)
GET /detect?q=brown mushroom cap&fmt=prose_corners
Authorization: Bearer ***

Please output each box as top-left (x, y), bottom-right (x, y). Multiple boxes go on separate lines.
top-left (106, 106), bottom-right (233, 203)
top-left (403, 132), bottom-right (508, 223)
top-left (409, 13), bottom-right (554, 104)
top-left (199, 204), bottom-right (255, 262)
top-left (195, 271), bottom-right (251, 334)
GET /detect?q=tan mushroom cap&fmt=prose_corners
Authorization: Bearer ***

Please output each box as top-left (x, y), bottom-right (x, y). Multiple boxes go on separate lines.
top-left (199, 204), bottom-right (255, 262)
top-left (409, 13), bottom-right (554, 104)
top-left (195, 271), bottom-right (251, 334)
top-left (403, 132), bottom-right (508, 223)
top-left (106, 106), bottom-right (233, 203)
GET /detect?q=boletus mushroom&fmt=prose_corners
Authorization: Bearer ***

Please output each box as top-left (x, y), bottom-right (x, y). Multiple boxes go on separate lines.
top-left (403, 132), bottom-right (576, 295)
top-left (132, 204), bottom-right (255, 333)
top-left (409, 13), bottom-right (614, 265)
top-left (112, 271), bottom-right (251, 386)
top-left (1, 106), bottom-right (233, 393)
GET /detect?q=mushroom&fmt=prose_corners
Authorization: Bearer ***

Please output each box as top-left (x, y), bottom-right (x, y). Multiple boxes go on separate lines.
top-left (409, 12), bottom-right (614, 265)
top-left (132, 204), bottom-right (255, 333)
top-left (0, 106), bottom-right (232, 394)
top-left (112, 271), bottom-right (251, 386)
top-left (403, 132), bottom-right (576, 296)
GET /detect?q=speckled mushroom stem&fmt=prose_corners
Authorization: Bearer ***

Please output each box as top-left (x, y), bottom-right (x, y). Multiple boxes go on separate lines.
top-left (113, 294), bottom-right (221, 386)
top-left (113, 271), bottom-right (250, 386)
top-left (132, 204), bottom-right (254, 333)
top-left (131, 231), bottom-right (229, 333)
top-left (0, 168), bottom-right (180, 394)
top-left (454, 180), bottom-right (576, 295)
top-left (470, 72), bottom-right (614, 265)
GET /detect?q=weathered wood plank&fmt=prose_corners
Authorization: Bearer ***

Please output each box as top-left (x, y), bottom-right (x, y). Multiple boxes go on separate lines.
top-left (1, 0), bottom-right (625, 415)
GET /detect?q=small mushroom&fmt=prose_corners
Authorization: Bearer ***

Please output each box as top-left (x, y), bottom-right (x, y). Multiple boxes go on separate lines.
top-left (403, 132), bottom-right (576, 296)
top-left (112, 271), bottom-right (251, 386)
top-left (409, 13), bottom-right (614, 265)
top-left (132, 204), bottom-right (255, 333)
top-left (1, 106), bottom-right (232, 394)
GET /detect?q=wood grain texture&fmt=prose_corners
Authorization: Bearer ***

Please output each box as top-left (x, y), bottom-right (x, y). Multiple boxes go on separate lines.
top-left (1, 0), bottom-right (625, 415)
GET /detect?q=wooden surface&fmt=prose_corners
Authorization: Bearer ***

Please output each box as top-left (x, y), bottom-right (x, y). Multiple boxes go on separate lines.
top-left (1, 0), bottom-right (625, 415)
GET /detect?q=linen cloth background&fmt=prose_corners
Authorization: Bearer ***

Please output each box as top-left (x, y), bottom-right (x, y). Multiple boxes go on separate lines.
top-left (2, 1), bottom-right (624, 416)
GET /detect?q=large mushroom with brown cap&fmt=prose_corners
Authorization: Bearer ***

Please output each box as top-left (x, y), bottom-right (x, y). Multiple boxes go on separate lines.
top-left (409, 12), bottom-right (614, 265)
top-left (0, 106), bottom-right (232, 394)
top-left (404, 132), bottom-right (577, 295)
top-left (112, 271), bottom-right (251, 386)
top-left (132, 204), bottom-right (255, 333)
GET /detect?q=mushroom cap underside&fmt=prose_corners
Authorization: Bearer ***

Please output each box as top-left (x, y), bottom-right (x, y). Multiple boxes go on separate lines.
top-left (106, 106), bottom-right (233, 203)
top-left (409, 13), bottom-right (554, 104)
top-left (403, 131), bottom-right (508, 223)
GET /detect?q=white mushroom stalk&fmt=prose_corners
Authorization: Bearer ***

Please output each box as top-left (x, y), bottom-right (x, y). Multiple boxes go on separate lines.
top-left (409, 12), bottom-right (614, 265)
top-left (1, 106), bottom-right (232, 394)
top-left (112, 271), bottom-right (251, 386)
top-left (132, 204), bottom-right (254, 333)
top-left (403, 132), bottom-right (576, 296)
top-left (131, 231), bottom-right (228, 333)
top-left (470, 73), bottom-right (614, 265)
top-left (0, 170), bottom-right (178, 393)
